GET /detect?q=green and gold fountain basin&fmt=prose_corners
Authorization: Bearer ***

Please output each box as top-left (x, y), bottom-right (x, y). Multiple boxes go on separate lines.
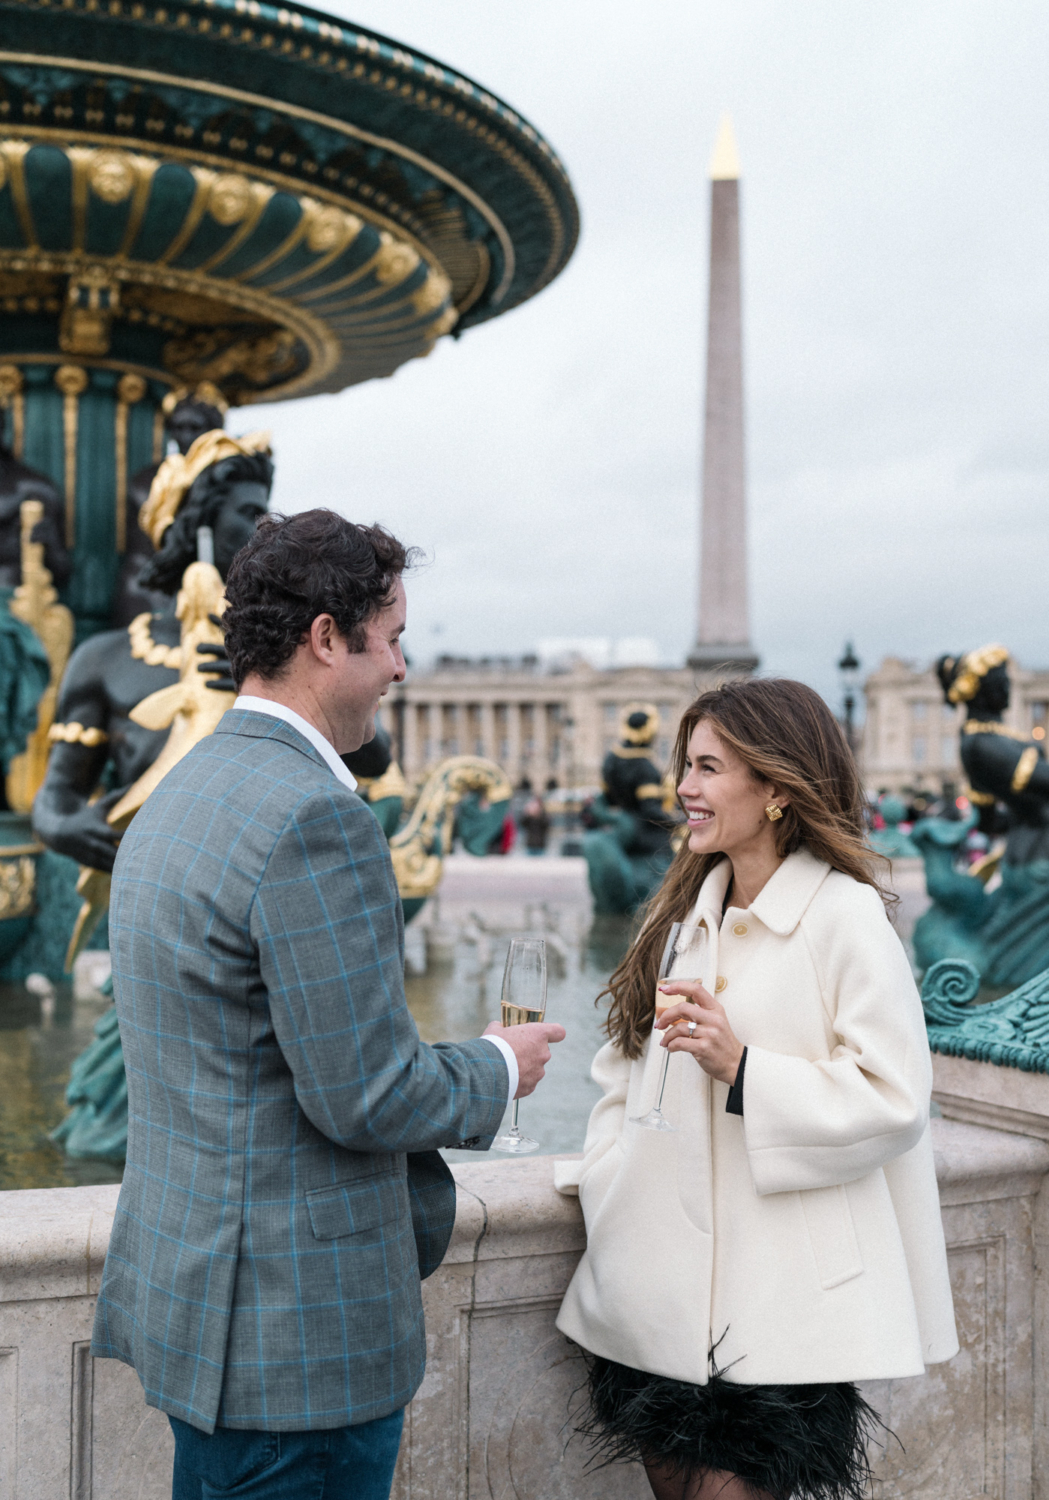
top-left (0, 1), bottom-right (578, 632)
top-left (0, 0), bottom-right (578, 402)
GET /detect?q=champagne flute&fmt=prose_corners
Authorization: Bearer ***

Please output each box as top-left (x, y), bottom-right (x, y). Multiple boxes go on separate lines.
top-left (631, 922), bottom-right (700, 1132)
top-left (492, 938), bottom-right (547, 1154)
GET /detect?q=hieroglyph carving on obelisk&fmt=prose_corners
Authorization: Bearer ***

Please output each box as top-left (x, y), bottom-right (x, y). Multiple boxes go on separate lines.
top-left (689, 115), bottom-right (758, 674)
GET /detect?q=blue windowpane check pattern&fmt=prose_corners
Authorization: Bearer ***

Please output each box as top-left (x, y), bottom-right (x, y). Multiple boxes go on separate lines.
top-left (92, 711), bottom-right (509, 1434)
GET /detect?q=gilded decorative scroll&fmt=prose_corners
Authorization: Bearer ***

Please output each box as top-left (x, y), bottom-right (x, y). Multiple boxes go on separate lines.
top-left (53, 364), bottom-right (88, 546)
top-left (114, 372), bottom-right (147, 553)
top-left (0, 366), bottom-right (25, 457)
top-left (0, 856), bottom-right (36, 922)
top-left (6, 500), bottom-right (76, 813)
top-left (389, 755), bottom-right (512, 900)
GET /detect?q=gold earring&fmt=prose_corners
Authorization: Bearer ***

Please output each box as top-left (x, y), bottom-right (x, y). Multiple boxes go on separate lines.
top-left (765, 804), bottom-right (783, 822)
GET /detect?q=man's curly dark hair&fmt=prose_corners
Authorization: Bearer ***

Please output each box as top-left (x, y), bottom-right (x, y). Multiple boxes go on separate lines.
top-left (221, 509), bottom-right (415, 687)
top-left (139, 450), bottom-right (275, 595)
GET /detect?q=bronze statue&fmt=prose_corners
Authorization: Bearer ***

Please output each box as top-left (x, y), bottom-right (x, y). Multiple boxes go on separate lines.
top-left (938, 647), bottom-right (1049, 862)
top-left (111, 382), bottom-right (228, 628)
top-left (584, 704), bottom-right (679, 914)
top-left (33, 430), bottom-right (272, 871)
top-left (910, 645), bottom-right (1049, 987)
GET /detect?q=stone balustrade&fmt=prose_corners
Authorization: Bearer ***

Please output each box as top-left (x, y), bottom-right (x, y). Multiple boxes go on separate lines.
top-left (3, 1119), bottom-right (1049, 1498)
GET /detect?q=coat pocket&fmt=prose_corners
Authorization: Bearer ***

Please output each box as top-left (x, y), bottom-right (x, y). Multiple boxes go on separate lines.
top-left (799, 1183), bottom-right (863, 1290)
top-left (306, 1173), bottom-right (400, 1241)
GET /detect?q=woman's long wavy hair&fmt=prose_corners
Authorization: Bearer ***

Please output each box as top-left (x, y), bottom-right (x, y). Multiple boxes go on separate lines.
top-left (602, 677), bottom-right (891, 1058)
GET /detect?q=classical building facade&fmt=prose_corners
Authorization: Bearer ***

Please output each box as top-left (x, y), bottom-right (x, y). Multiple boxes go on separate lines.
top-left (387, 657), bottom-right (700, 791)
top-left (861, 655), bottom-right (1049, 795)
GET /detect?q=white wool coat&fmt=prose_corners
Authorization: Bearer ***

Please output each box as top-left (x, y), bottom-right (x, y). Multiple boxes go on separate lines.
top-left (555, 849), bottom-right (958, 1385)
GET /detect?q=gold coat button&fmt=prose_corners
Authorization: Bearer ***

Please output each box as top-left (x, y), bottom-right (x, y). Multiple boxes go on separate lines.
top-left (732, 923), bottom-right (748, 937)
top-left (715, 976), bottom-right (728, 993)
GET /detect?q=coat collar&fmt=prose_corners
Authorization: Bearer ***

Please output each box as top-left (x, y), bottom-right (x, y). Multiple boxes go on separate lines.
top-left (214, 708), bottom-right (338, 782)
top-left (693, 847), bottom-right (831, 936)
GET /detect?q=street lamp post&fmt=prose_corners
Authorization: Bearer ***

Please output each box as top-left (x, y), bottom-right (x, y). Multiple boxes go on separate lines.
top-left (838, 642), bottom-right (861, 754)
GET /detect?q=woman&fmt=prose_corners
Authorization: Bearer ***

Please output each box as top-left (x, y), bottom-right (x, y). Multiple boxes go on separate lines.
top-left (555, 679), bottom-right (957, 1500)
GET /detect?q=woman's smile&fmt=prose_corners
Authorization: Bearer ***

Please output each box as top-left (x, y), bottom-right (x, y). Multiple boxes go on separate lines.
top-left (684, 805), bottom-right (714, 829)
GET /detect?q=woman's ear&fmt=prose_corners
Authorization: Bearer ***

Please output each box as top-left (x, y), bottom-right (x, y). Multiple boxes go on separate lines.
top-left (763, 783), bottom-right (789, 816)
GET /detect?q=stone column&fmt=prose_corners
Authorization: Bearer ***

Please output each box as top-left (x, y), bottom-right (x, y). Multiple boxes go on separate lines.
top-left (520, 703), bottom-right (535, 782)
top-left (479, 701), bottom-right (496, 762)
top-left (401, 699), bottom-right (418, 777)
top-left (689, 116), bottom-right (758, 675)
top-left (507, 702), bottom-right (522, 781)
top-left (533, 702), bottom-right (549, 784)
top-left (417, 702), bottom-right (432, 768)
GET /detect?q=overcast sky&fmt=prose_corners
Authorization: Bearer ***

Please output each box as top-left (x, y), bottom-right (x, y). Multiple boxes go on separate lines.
top-left (250, 1), bottom-right (1049, 704)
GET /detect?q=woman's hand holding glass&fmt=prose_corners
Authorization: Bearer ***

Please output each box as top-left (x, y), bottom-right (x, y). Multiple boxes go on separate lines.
top-left (655, 983), bottom-right (744, 1086)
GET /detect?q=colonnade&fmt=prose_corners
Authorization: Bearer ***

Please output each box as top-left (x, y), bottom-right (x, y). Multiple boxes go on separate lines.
top-left (396, 698), bottom-right (568, 787)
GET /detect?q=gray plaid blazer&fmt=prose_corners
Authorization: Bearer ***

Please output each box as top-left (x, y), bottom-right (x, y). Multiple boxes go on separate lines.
top-left (92, 710), bottom-right (508, 1433)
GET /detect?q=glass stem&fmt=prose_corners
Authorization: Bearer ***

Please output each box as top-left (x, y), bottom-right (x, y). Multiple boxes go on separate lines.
top-left (509, 1099), bottom-right (521, 1136)
top-left (654, 1051), bottom-right (671, 1114)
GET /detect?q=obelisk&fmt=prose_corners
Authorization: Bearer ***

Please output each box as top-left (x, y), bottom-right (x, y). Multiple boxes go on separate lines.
top-left (689, 116), bottom-right (758, 674)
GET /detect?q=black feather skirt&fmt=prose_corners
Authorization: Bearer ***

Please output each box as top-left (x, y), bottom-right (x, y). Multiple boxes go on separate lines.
top-left (579, 1351), bottom-right (884, 1500)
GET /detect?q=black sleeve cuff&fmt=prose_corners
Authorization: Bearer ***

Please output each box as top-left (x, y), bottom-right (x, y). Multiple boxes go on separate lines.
top-left (725, 1047), bottom-right (747, 1116)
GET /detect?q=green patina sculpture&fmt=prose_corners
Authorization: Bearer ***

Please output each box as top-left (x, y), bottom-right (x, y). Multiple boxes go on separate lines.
top-left (921, 956), bottom-right (1049, 1074)
top-left (909, 809), bottom-right (989, 975)
top-left (50, 977), bottom-right (127, 1162)
top-left (868, 794), bottom-right (920, 859)
top-left (911, 645), bottom-right (1049, 988)
top-left (584, 704), bottom-right (679, 916)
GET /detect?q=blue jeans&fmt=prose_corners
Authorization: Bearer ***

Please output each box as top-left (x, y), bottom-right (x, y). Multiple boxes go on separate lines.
top-left (169, 1409), bottom-right (404, 1500)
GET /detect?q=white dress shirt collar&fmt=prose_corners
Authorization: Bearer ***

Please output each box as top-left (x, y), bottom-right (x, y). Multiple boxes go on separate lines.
top-left (233, 695), bottom-right (357, 791)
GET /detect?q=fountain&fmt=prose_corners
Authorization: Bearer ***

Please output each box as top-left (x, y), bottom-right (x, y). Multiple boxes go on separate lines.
top-left (0, 1), bottom-right (577, 982)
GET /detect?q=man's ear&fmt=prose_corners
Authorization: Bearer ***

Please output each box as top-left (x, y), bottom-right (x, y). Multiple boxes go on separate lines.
top-left (309, 613), bottom-right (337, 662)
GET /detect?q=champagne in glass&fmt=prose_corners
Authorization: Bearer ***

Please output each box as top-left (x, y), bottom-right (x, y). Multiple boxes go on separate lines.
top-left (631, 922), bottom-right (700, 1132)
top-left (492, 938), bottom-right (547, 1154)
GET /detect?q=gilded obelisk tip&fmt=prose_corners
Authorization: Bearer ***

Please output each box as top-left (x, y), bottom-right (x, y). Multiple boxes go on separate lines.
top-left (708, 114), bottom-right (740, 181)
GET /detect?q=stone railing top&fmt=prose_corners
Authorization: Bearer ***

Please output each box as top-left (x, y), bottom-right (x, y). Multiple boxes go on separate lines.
top-left (447, 1154), bottom-right (586, 1264)
top-left (930, 1117), bottom-right (1049, 1202)
top-left (3, 1127), bottom-right (1048, 1305)
top-left (0, 1183), bottom-right (117, 1303)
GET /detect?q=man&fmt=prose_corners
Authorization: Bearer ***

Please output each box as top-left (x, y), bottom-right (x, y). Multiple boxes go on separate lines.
top-left (91, 510), bottom-right (564, 1499)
